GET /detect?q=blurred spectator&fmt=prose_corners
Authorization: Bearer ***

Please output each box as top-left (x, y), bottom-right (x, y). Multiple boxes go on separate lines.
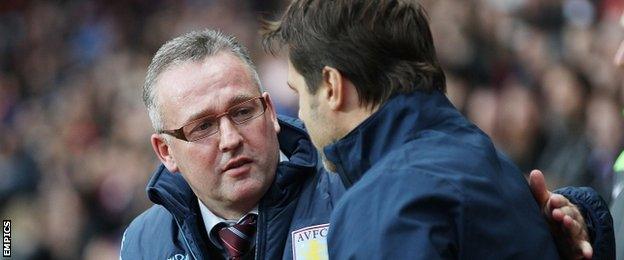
top-left (466, 87), bottom-right (498, 139)
top-left (536, 64), bottom-right (591, 189)
top-left (496, 80), bottom-right (543, 173)
top-left (0, 0), bottom-right (622, 259)
top-left (585, 92), bottom-right (624, 203)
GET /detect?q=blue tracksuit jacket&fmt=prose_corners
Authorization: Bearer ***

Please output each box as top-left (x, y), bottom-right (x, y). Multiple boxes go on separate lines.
top-left (323, 91), bottom-right (614, 259)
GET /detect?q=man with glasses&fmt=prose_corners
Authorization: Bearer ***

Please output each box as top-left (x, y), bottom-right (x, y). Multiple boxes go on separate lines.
top-left (120, 30), bottom-right (345, 259)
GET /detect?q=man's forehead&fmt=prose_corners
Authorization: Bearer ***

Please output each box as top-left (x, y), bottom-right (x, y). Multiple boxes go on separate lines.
top-left (203, 52), bottom-right (254, 80)
top-left (163, 53), bottom-right (255, 92)
top-left (157, 53), bottom-right (259, 126)
top-left (188, 92), bottom-right (258, 116)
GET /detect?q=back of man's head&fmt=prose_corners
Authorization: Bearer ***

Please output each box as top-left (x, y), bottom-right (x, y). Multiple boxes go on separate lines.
top-left (263, 0), bottom-right (446, 108)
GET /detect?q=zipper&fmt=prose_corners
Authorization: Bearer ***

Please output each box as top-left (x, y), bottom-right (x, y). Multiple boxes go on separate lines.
top-left (255, 199), bottom-right (266, 260)
top-left (173, 215), bottom-right (198, 260)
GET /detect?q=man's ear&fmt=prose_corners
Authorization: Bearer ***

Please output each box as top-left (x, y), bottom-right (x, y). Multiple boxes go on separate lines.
top-left (262, 92), bottom-right (281, 133)
top-left (321, 66), bottom-right (345, 111)
top-left (151, 133), bottom-right (179, 173)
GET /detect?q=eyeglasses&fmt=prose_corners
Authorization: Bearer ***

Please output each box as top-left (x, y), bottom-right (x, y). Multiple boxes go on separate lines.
top-left (159, 96), bottom-right (267, 142)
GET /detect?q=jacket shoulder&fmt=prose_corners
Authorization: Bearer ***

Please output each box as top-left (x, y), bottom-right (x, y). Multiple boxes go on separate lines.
top-left (121, 205), bottom-right (184, 259)
top-left (124, 204), bottom-right (173, 237)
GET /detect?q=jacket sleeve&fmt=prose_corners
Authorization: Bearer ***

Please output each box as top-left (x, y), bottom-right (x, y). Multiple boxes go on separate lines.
top-left (119, 217), bottom-right (145, 260)
top-left (119, 224), bottom-right (136, 260)
top-left (119, 227), bottom-right (130, 260)
top-left (554, 186), bottom-right (615, 260)
top-left (118, 205), bottom-right (176, 259)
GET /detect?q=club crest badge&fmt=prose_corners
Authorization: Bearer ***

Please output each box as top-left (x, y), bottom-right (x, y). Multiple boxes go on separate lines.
top-left (291, 223), bottom-right (329, 260)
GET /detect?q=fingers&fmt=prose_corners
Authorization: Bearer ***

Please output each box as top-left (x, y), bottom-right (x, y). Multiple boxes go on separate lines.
top-left (562, 215), bottom-right (582, 237)
top-left (548, 194), bottom-right (570, 222)
top-left (549, 194), bottom-right (568, 208)
top-left (561, 213), bottom-right (590, 252)
top-left (552, 207), bottom-right (579, 225)
top-left (580, 241), bottom-right (593, 259)
top-left (545, 191), bottom-right (592, 260)
top-left (553, 207), bottom-right (582, 224)
top-left (561, 214), bottom-right (592, 260)
top-left (529, 169), bottom-right (550, 208)
top-left (563, 215), bottom-right (574, 229)
top-left (530, 173), bottom-right (593, 260)
top-left (551, 208), bottom-right (564, 222)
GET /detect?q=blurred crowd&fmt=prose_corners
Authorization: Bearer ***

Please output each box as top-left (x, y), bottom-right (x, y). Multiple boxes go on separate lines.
top-left (0, 0), bottom-right (622, 259)
top-left (425, 0), bottom-right (624, 204)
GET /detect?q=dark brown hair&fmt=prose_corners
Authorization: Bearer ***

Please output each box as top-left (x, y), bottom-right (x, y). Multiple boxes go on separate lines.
top-left (263, 0), bottom-right (446, 107)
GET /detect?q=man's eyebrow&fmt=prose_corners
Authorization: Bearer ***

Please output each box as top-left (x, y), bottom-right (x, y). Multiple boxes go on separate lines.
top-left (227, 94), bottom-right (257, 108)
top-left (183, 94), bottom-right (256, 125)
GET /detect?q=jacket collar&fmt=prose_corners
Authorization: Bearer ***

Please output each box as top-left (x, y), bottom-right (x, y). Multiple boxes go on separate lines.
top-left (263, 116), bottom-right (318, 205)
top-left (146, 164), bottom-right (195, 219)
top-left (323, 90), bottom-right (454, 188)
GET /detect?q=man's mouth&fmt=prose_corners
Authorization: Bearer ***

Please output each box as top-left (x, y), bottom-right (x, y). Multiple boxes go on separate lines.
top-left (222, 157), bottom-right (253, 174)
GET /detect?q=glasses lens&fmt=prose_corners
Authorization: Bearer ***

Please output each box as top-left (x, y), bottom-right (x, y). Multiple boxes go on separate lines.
top-left (229, 98), bottom-right (265, 124)
top-left (184, 116), bottom-right (218, 141)
top-left (178, 97), bottom-right (265, 142)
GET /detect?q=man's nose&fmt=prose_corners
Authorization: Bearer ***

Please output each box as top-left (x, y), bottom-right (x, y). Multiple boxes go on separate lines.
top-left (218, 117), bottom-right (244, 152)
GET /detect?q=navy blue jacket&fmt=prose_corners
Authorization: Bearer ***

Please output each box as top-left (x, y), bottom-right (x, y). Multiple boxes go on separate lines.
top-left (120, 116), bottom-right (344, 259)
top-left (324, 91), bottom-right (614, 259)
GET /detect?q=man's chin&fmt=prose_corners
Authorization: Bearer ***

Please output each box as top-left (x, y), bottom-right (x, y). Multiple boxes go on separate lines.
top-left (227, 180), bottom-right (266, 204)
